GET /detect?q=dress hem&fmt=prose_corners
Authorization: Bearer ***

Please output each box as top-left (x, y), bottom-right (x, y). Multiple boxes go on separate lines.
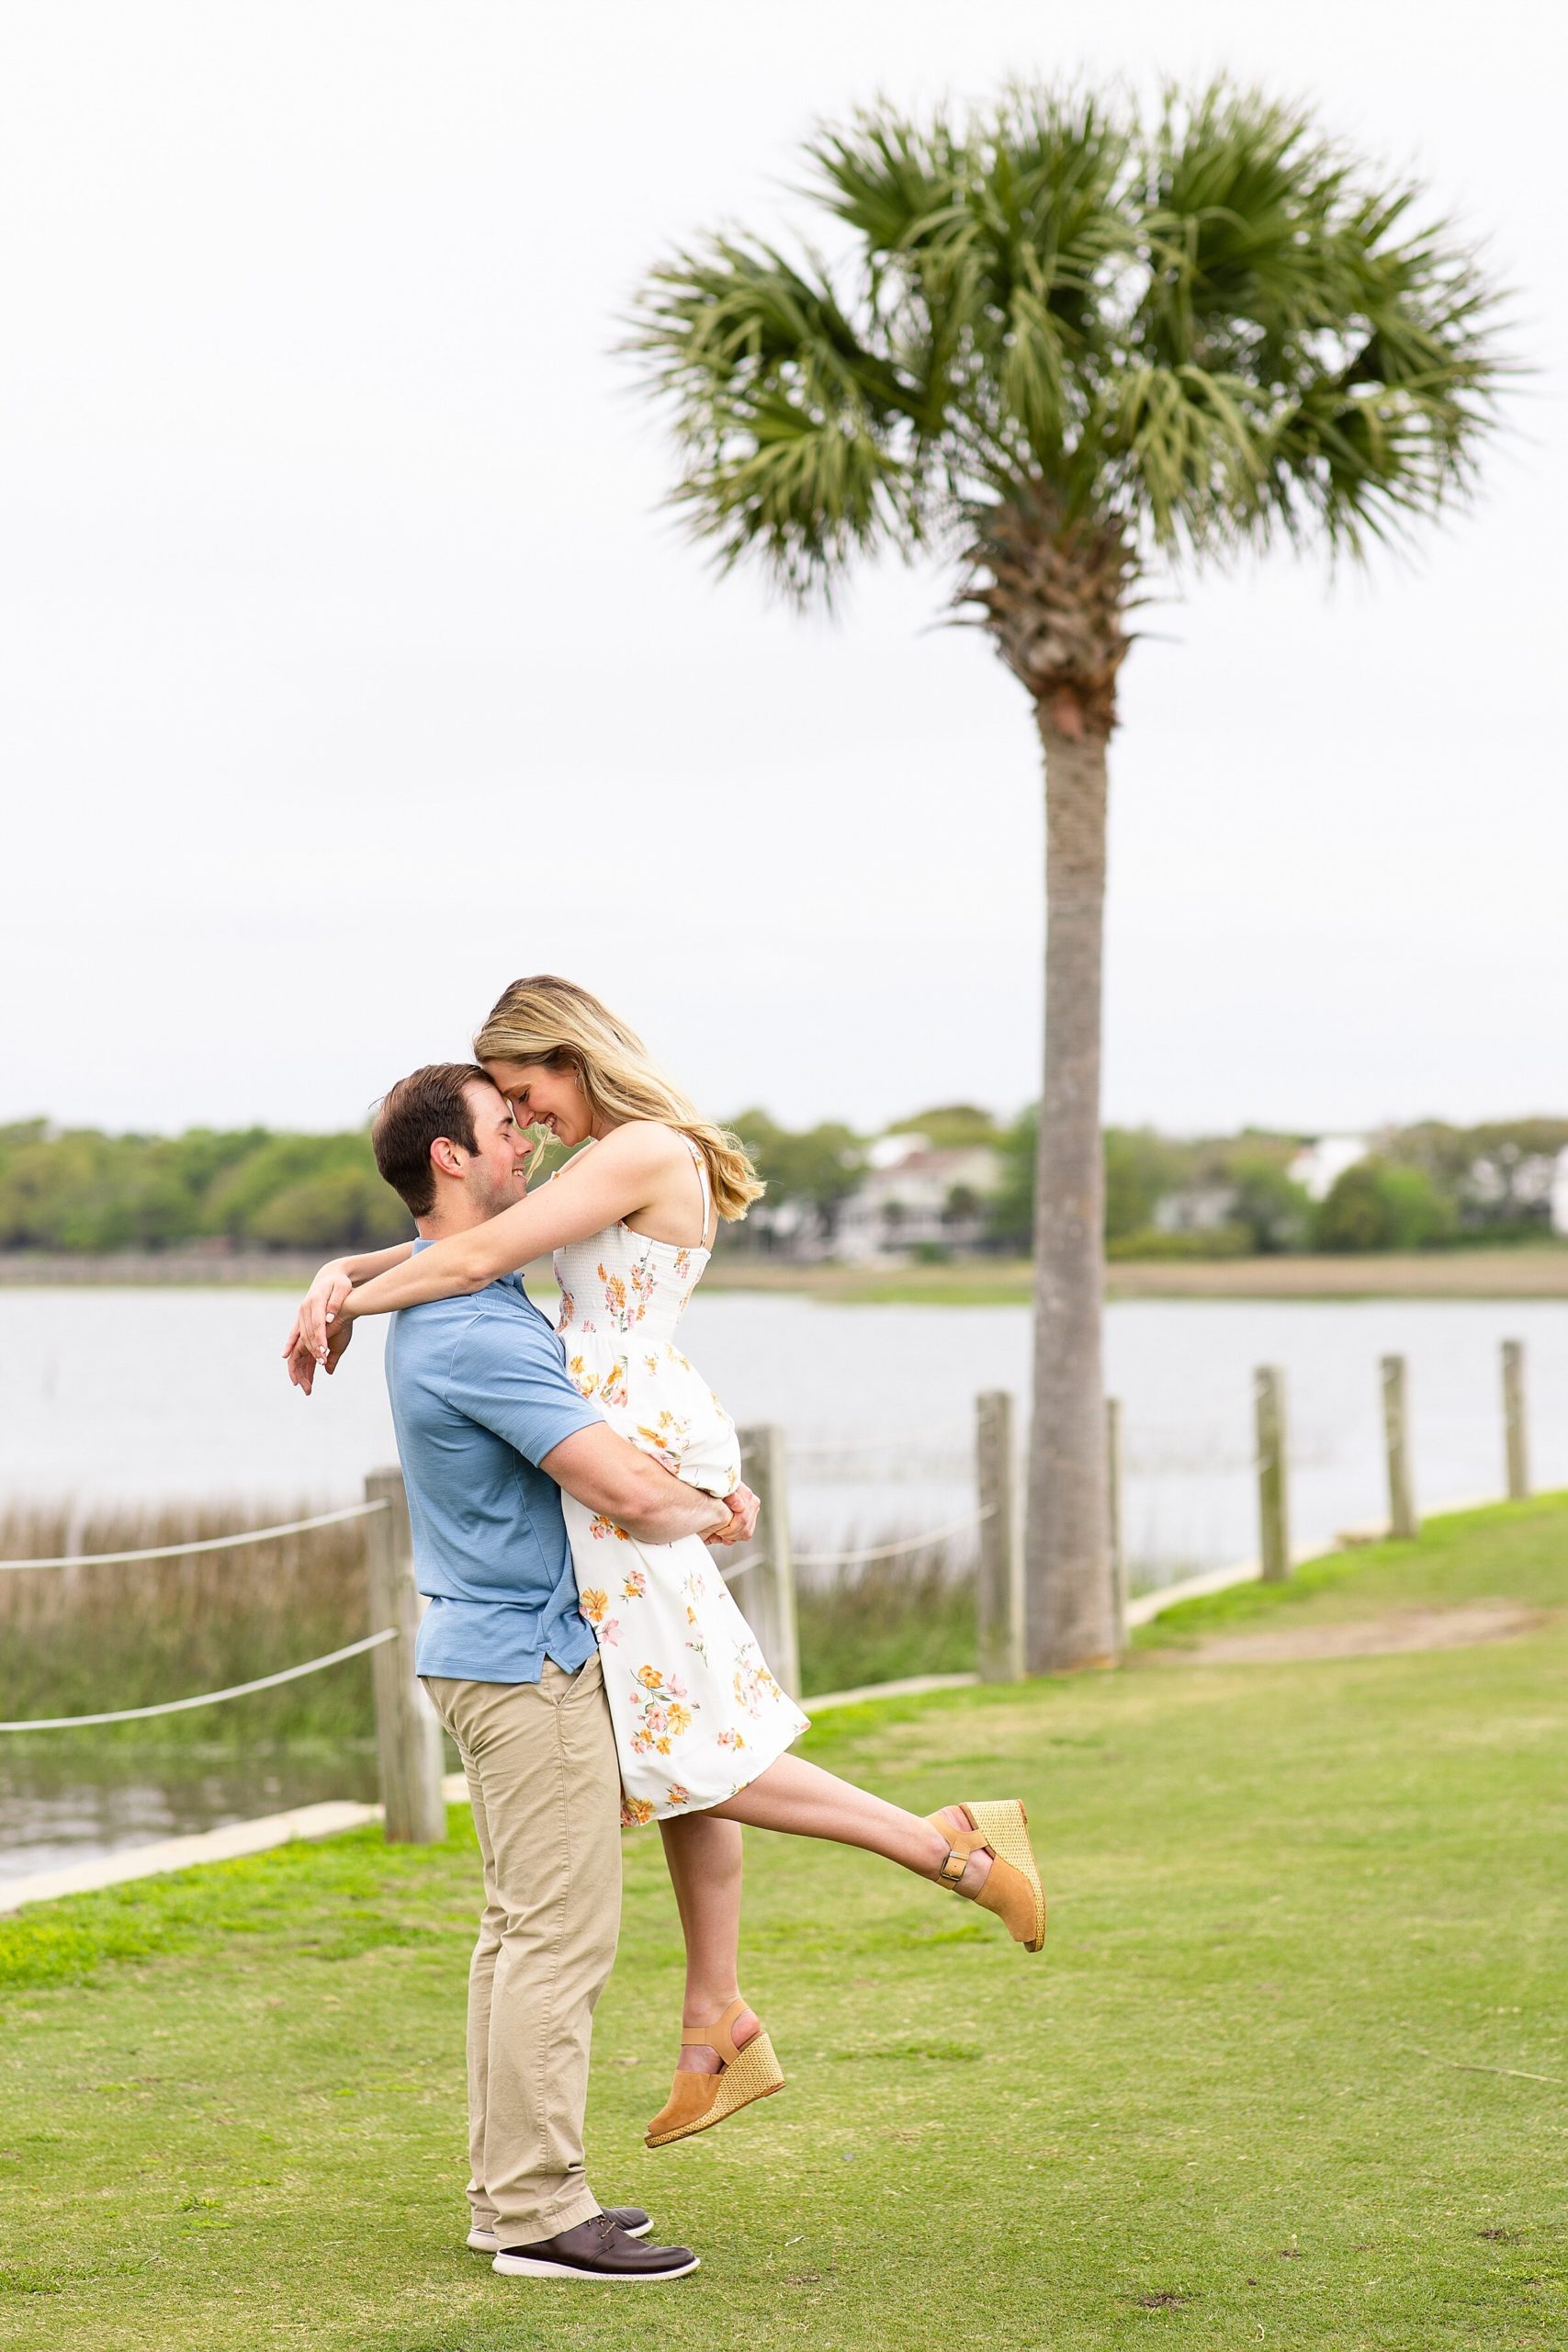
top-left (629, 1705), bottom-right (811, 1826)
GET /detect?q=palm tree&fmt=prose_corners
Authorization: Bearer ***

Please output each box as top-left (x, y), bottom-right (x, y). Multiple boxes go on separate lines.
top-left (631, 82), bottom-right (1506, 1670)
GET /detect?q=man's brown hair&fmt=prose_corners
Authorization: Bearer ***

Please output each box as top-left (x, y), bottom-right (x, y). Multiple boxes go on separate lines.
top-left (371, 1063), bottom-right (493, 1218)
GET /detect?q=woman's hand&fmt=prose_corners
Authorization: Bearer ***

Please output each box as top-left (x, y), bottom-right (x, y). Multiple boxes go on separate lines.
top-left (283, 1316), bottom-right (354, 1394)
top-left (299, 1261), bottom-right (354, 1362)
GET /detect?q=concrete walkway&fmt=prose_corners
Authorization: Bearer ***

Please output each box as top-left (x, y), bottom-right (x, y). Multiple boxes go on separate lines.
top-left (0, 1799), bottom-right (383, 1915)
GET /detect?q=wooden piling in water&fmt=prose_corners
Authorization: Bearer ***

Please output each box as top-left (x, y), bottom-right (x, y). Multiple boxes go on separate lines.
top-left (1105, 1395), bottom-right (1127, 1655)
top-left (975, 1389), bottom-right (1024, 1681)
top-left (738, 1425), bottom-right (801, 1699)
top-left (1502, 1340), bottom-right (1530, 1500)
top-left (1254, 1366), bottom-right (1291, 1583)
top-left (363, 1467), bottom-right (446, 1845)
top-left (1381, 1354), bottom-right (1419, 1540)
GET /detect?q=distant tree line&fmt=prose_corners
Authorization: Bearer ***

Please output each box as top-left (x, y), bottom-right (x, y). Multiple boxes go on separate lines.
top-left (3, 1109), bottom-right (1564, 1258)
top-left (0, 1121), bottom-right (410, 1254)
top-left (986, 1115), bottom-right (1568, 1257)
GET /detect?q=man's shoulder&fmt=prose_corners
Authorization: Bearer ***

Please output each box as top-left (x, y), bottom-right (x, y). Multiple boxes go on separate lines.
top-left (403, 1282), bottom-right (559, 1370)
top-left (396, 1276), bottom-right (530, 1326)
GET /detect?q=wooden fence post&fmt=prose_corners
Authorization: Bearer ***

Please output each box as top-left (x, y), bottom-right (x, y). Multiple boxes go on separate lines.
top-left (1381, 1354), bottom-right (1419, 1540)
top-left (364, 1466), bottom-right (446, 1844)
top-left (1502, 1340), bottom-right (1530, 1500)
top-left (976, 1390), bottom-right (1024, 1681)
top-left (1254, 1366), bottom-right (1292, 1584)
top-left (737, 1425), bottom-right (801, 1699)
top-left (1105, 1396), bottom-right (1127, 1655)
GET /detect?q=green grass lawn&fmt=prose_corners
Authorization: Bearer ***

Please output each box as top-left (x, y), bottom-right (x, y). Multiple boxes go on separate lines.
top-left (3, 1501), bottom-right (1566, 2350)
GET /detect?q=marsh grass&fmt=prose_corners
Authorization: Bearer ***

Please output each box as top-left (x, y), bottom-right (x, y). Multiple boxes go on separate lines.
top-left (0, 1499), bottom-right (375, 1744)
top-left (795, 1553), bottom-right (976, 1694)
top-left (2, 1494), bottom-right (986, 1733)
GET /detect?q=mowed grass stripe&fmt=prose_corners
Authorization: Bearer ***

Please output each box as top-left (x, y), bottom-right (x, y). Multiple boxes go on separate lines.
top-left (1, 1498), bottom-right (1565, 2349)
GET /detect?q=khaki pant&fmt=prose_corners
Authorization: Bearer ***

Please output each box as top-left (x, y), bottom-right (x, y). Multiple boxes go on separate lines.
top-left (423, 1654), bottom-right (622, 2243)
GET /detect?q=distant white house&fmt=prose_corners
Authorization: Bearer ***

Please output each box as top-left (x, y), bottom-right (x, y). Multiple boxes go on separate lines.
top-left (1288, 1135), bottom-right (1371, 1203)
top-left (1153, 1185), bottom-right (1239, 1234)
top-left (834, 1132), bottom-right (1004, 1261)
top-left (1549, 1146), bottom-right (1568, 1236)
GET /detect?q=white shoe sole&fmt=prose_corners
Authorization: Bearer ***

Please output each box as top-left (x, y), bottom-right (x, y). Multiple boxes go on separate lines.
top-left (469, 2220), bottom-right (652, 2251)
top-left (491, 2250), bottom-right (699, 2282)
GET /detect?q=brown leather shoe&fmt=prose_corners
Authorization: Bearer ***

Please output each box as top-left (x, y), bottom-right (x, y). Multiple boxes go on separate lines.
top-left (468, 2205), bottom-right (650, 2252)
top-left (492, 2212), bottom-right (699, 2282)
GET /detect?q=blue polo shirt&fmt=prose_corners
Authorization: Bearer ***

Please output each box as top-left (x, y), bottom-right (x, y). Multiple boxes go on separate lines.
top-left (383, 1245), bottom-right (602, 1683)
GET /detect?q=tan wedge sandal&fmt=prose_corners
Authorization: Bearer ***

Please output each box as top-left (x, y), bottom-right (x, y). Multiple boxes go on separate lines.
top-left (644, 1996), bottom-right (785, 2150)
top-left (929, 1800), bottom-right (1046, 1952)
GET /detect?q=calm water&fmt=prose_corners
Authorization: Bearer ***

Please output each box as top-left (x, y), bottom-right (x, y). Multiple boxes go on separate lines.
top-left (2, 1284), bottom-right (1564, 1874)
top-left (4, 1284), bottom-right (1565, 1566)
top-left (0, 1748), bottom-right (381, 1882)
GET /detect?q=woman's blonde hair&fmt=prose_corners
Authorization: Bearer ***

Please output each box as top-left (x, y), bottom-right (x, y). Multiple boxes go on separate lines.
top-left (474, 975), bottom-right (764, 1221)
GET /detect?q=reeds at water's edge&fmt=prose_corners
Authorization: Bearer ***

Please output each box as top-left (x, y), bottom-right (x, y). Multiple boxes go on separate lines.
top-left (0, 1498), bottom-right (978, 1739)
top-left (796, 1559), bottom-right (976, 1693)
top-left (0, 1500), bottom-right (376, 1743)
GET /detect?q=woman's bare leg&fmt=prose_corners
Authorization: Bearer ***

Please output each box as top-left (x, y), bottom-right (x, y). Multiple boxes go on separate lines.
top-left (658, 1812), bottom-right (760, 2075)
top-left (709, 1753), bottom-right (994, 1895)
top-left (654, 1759), bottom-right (993, 2082)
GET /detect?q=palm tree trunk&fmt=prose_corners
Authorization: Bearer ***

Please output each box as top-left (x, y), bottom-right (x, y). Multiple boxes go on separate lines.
top-left (1025, 706), bottom-right (1117, 1671)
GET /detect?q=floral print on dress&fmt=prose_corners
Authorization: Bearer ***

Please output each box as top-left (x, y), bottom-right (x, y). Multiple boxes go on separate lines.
top-left (682, 1566), bottom-right (712, 1668)
top-left (578, 1587), bottom-right (622, 1647)
top-left (627, 1663), bottom-right (696, 1760)
top-left (635, 1407), bottom-right (692, 1471)
top-left (567, 1352), bottom-right (630, 1412)
top-left (732, 1647), bottom-right (784, 1718)
top-left (629, 1254), bottom-right (657, 1317)
top-left (551, 1132), bottom-right (807, 1822)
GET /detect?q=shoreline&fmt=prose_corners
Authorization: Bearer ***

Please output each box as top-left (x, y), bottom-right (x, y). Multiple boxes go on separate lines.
top-left (4, 1245), bottom-right (1568, 1302)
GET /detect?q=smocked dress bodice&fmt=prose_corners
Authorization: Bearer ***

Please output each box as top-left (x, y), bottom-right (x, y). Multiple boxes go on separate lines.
top-left (552, 1154), bottom-right (741, 1498)
top-left (547, 1134), bottom-right (807, 1822)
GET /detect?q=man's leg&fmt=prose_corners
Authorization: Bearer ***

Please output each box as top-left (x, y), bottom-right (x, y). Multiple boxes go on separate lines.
top-left (425, 1657), bottom-right (622, 2245)
top-left (422, 1680), bottom-right (506, 2235)
top-left (462, 1777), bottom-right (504, 2235)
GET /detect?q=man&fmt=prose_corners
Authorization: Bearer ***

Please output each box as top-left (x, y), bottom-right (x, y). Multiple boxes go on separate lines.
top-left (314, 1063), bottom-right (756, 2283)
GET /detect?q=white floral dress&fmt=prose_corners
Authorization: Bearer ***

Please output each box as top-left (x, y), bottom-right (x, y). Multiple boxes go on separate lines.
top-left (553, 1137), bottom-right (809, 1824)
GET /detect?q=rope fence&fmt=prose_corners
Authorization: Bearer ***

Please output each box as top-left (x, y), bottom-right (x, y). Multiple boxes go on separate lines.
top-left (0, 1498), bottom-right (389, 1573)
top-left (0, 1338), bottom-right (1544, 1844)
top-left (0, 1628), bottom-right (399, 1732)
top-left (0, 1468), bottom-right (446, 1843)
top-left (794, 1506), bottom-right (993, 1569)
top-left (719, 1506), bottom-right (992, 1585)
top-left (788, 1420), bottom-right (972, 1460)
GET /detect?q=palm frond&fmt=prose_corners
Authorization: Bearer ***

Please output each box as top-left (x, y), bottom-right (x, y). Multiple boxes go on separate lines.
top-left (628, 75), bottom-right (1512, 612)
top-left (629, 234), bottom-right (925, 598)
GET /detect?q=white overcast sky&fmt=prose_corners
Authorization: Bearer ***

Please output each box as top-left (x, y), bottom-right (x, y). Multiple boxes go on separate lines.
top-left (1, 1), bottom-right (1562, 1139)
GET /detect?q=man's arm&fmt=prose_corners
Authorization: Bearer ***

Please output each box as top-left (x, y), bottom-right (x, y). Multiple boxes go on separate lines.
top-left (541, 1426), bottom-right (748, 1548)
top-left (438, 1312), bottom-right (757, 1545)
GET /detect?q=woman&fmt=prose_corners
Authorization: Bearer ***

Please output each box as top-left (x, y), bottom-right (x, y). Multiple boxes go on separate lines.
top-left (285, 976), bottom-right (1043, 2149)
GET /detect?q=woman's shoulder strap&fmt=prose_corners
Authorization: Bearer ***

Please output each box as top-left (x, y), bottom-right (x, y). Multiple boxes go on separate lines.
top-left (681, 1132), bottom-right (714, 1236)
